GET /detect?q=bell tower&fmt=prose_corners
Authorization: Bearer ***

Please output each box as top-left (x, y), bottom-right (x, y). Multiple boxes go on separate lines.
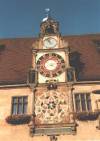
top-left (40, 9), bottom-right (59, 36)
top-left (28, 9), bottom-right (76, 138)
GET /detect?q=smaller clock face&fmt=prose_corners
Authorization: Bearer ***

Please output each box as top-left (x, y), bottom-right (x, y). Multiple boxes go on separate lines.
top-left (37, 53), bottom-right (65, 77)
top-left (43, 37), bottom-right (57, 48)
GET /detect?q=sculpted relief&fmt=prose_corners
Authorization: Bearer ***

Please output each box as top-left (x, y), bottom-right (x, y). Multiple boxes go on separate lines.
top-left (35, 90), bottom-right (69, 124)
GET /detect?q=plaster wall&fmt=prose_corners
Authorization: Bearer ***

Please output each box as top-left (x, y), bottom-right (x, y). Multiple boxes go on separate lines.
top-left (0, 85), bottom-right (100, 141)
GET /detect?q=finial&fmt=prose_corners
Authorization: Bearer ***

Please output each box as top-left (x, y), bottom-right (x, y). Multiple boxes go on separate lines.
top-left (45, 8), bottom-right (50, 18)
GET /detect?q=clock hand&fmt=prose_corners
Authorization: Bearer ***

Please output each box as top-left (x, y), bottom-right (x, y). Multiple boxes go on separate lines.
top-left (47, 38), bottom-right (52, 44)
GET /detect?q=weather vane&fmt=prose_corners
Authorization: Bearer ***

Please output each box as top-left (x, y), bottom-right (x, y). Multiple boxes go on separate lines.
top-left (45, 8), bottom-right (51, 18)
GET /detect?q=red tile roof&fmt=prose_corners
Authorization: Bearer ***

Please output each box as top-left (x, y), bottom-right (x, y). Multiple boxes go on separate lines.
top-left (0, 34), bottom-right (100, 84)
top-left (0, 38), bottom-right (34, 84)
top-left (64, 34), bottom-right (100, 81)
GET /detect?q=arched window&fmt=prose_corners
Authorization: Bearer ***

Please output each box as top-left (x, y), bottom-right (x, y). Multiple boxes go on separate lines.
top-left (45, 25), bottom-right (55, 34)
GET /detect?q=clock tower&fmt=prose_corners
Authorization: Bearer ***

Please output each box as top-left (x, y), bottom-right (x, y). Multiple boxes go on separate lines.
top-left (28, 10), bottom-right (76, 138)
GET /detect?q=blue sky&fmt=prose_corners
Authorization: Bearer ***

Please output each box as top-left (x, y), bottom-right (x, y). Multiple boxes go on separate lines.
top-left (0, 0), bottom-right (100, 38)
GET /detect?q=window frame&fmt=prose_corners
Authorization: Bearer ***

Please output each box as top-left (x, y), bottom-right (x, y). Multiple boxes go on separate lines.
top-left (11, 96), bottom-right (28, 115)
top-left (73, 93), bottom-right (92, 112)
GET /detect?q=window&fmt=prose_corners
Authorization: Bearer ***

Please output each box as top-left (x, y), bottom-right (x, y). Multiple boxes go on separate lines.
top-left (45, 25), bottom-right (55, 34)
top-left (0, 44), bottom-right (6, 52)
top-left (74, 93), bottom-right (92, 112)
top-left (12, 96), bottom-right (28, 115)
top-left (28, 69), bottom-right (36, 84)
top-left (93, 40), bottom-right (100, 52)
top-left (67, 68), bottom-right (75, 82)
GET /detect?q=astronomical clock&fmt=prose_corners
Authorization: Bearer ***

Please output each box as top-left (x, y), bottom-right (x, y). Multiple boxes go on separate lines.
top-left (28, 12), bottom-right (76, 138)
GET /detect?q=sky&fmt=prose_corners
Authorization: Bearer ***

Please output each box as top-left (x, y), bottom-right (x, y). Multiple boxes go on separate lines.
top-left (0, 0), bottom-right (100, 38)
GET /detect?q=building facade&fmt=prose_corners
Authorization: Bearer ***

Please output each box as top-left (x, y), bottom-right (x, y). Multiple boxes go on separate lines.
top-left (0, 14), bottom-right (100, 141)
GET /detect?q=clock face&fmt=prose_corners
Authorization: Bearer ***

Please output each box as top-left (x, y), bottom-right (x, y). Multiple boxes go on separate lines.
top-left (37, 53), bottom-right (65, 77)
top-left (43, 37), bottom-right (57, 48)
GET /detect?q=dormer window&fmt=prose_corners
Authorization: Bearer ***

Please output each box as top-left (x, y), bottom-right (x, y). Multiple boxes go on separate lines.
top-left (0, 44), bottom-right (6, 52)
top-left (93, 40), bottom-right (100, 52)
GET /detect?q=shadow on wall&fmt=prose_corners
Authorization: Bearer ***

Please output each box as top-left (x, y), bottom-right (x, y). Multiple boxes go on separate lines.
top-left (69, 51), bottom-right (85, 80)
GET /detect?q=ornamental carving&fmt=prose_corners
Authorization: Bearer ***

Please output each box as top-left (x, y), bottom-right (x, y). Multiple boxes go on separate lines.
top-left (35, 90), bottom-right (69, 124)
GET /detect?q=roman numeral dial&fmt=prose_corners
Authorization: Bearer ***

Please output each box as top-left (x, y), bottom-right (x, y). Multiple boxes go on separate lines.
top-left (43, 37), bottom-right (57, 48)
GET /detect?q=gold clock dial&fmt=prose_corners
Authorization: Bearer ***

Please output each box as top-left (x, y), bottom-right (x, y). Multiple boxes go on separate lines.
top-left (37, 53), bottom-right (65, 77)
top-left (43, 37), bottom-right (57, 48)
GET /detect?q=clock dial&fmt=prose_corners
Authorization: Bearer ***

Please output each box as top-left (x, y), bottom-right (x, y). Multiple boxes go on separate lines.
top-left (45, 60), bottom-right (57, 70)
top-left (37, 53), bottom-right (65, 77)
top-left (43, 37), bottom-right (57, 48)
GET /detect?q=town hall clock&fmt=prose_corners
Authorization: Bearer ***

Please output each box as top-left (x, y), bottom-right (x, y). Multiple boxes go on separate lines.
top-left (29, 10), bottom-right (76, 138)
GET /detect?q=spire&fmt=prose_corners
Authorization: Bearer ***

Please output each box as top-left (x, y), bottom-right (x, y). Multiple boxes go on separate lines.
top-left (45, 8), bottom-right (50, 18)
